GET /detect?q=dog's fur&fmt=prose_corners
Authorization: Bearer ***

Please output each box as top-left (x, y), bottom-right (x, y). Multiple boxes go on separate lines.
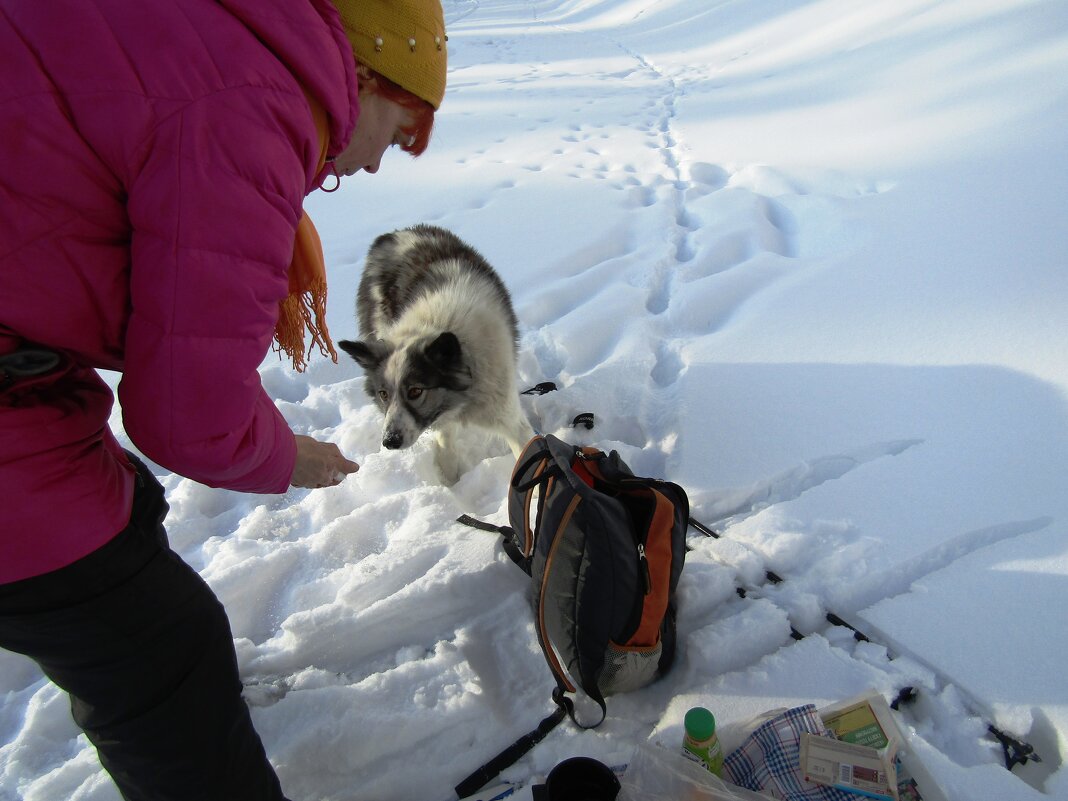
top-left (339, 224), bottom-right (533, 482)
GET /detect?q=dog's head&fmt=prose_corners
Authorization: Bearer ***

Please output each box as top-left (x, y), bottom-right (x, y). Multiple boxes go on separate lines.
top-left (339, 333), bottom-right (472, 450)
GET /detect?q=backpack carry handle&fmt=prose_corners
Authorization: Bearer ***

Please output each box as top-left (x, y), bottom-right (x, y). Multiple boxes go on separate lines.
top-left (511, 447), bottom-right (555, 493)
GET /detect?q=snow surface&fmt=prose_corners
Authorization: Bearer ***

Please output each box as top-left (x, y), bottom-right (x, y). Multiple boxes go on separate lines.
top-left (3, 1), bottom-right (1067, 800)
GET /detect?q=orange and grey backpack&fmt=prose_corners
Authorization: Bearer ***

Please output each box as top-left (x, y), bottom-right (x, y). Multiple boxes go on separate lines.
top-left (455, 434), bottom-right (693, 798)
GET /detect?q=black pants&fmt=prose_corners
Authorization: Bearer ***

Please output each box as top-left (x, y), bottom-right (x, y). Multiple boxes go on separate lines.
top-left (0, 457), bottom-right (289, 801)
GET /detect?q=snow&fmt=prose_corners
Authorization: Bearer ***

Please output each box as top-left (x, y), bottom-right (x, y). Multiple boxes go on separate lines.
top-left (3, 1), bottom-right (1067, 800)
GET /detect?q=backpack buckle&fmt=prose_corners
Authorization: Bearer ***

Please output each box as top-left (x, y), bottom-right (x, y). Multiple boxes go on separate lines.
top-left (0, 348), bottom-right (62, 391)
top-left (570, 412), bottom-right (595, 430)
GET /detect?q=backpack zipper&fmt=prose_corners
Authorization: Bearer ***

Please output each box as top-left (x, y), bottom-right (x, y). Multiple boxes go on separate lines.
top-left (613, 533), bottom-right (652, 648)
top-left (637, 542), bottom-right (652, 595)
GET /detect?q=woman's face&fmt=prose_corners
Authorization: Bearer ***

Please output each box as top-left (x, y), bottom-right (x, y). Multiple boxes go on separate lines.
top-left (332, 87), bottom-right (417, 176)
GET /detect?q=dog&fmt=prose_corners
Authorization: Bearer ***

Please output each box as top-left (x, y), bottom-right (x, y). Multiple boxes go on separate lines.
top-left (338, 224), bottom-right (534, 483)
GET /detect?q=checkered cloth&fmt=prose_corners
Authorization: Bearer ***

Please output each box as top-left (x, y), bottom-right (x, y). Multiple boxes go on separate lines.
top-left (722, 705), bottom-right (856, 801)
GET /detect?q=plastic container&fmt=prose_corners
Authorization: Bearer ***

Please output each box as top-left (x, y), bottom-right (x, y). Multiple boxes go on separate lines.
top-left (618, 742), bottom-right (772, 801)
top-left (682, 706), bottom-right (724, 777)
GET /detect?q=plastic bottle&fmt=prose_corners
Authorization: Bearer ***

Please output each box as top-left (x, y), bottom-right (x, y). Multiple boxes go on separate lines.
top-left (681, 706), bottom-right (724, 777)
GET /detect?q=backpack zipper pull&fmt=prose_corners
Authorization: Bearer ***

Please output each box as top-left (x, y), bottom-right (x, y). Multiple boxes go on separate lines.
top-left (638, 543), bottom-right (652, 594)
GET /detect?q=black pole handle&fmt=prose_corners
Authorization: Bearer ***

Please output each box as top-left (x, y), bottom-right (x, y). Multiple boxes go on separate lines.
top-left (454, 705), bottom-right (567, 798)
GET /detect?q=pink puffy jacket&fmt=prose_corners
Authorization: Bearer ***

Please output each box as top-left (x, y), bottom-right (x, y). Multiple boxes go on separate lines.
top-left (0, 0), bottom-right (358, 582)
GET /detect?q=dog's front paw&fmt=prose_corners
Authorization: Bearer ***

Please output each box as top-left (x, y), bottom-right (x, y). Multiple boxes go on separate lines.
top-left (432, 429), bottom-right (464, 485)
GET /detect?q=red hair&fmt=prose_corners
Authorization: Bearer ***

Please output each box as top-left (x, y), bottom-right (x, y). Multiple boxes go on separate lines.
top-left (362, 67), bottom-right (436, 157)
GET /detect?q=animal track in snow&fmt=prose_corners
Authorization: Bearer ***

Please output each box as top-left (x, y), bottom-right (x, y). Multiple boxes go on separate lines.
top-left (651, 340), bottom-right (684, 387)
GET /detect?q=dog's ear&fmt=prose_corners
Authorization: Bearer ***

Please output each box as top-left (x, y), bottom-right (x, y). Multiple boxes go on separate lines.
top-left (338, 339), bottom-right (388, 370)
top-left (424, 332), bottom-right (461, 370)
top-left (424, 332), bottom-right (472, 390)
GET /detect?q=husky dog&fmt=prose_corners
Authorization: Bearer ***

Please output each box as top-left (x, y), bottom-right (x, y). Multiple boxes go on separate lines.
top-left (339, 224), bottom-right (534, 483)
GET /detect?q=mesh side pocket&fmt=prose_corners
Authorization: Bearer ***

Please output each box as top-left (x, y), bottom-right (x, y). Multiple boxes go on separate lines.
top-left (599, 641), bottom-right (663, 695)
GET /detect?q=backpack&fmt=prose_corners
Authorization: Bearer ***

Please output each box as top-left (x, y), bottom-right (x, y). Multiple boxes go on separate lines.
top-left (455, 434), bottom-right (692, 797)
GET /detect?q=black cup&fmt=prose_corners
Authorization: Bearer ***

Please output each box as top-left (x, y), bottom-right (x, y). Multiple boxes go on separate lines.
top-left (531, 757), bottom-right (621, 801)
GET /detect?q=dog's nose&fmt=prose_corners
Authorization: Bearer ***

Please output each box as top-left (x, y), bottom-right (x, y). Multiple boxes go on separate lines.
top-left (383, 431), bottom-right (403, 449)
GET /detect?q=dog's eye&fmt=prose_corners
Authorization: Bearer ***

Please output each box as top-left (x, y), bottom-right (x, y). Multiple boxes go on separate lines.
top-left (378, 390), bottom-right (389, 403)
top-left (407, 387), bottom-right (423, 400)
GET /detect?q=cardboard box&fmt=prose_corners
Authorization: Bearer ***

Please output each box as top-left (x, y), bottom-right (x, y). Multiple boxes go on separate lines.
top-left (801, 730), bottom-right (897, 799)
top-left (800, 691), bottom-right (947, 801)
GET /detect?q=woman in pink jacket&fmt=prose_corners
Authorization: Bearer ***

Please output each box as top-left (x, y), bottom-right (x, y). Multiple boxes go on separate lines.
top-left (0, 0), bottom-right (447, 798)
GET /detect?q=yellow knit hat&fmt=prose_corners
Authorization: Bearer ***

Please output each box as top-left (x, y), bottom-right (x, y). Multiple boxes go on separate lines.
top-left (332, 0), bottom-right (447, 109)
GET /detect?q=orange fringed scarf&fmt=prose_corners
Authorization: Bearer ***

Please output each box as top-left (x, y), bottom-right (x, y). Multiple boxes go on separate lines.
top-left (274, 91), bottom-right (337, 373)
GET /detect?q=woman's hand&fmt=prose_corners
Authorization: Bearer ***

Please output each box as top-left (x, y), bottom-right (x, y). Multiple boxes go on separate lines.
top-left (290, 435), bottom-right (360, 489)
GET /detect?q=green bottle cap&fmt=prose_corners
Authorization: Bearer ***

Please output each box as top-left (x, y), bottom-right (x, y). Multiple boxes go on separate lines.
top-left (685, 707), bottom-right (716, 740)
